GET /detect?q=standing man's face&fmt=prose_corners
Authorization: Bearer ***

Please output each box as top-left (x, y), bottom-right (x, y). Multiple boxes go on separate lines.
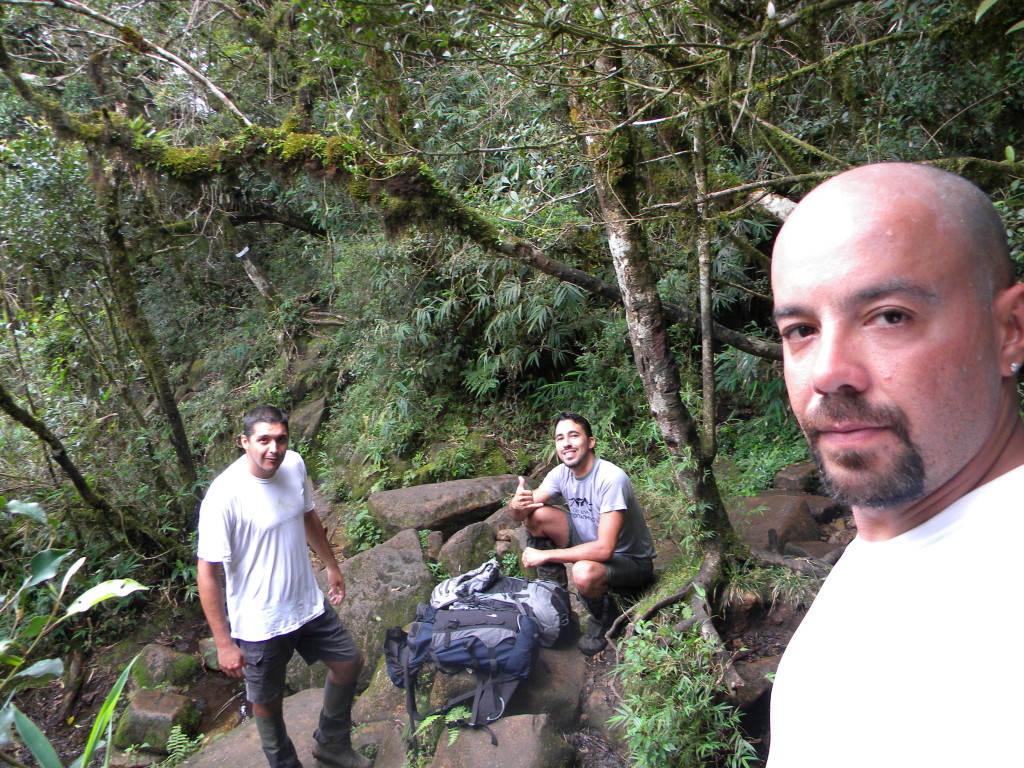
top-left (554, 418), bottom-right (596, 478)
top-left (771, 179), bottom-right (1005, 513)
top-left (240, 421), bottom-right (289, 479)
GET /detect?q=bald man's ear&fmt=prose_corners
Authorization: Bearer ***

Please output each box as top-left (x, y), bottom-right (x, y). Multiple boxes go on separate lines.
top-left (994, 283), bottom-right (1024, 377)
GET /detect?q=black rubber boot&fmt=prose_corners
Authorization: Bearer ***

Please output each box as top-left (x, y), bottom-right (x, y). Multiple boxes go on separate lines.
top-left (311, 681), bottom-right (372, 768)
top-left (255, 710), bottom-right (303, 768)
top-left (577, 593), bottom-right (621, 656)
top-left (526, 534), bottom-right (569, 588)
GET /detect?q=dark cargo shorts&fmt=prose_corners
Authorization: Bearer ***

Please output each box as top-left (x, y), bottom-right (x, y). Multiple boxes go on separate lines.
top-left (237, 598), bottom-right (359, 704)
top-left (562, 508), bottom-right (655, 591)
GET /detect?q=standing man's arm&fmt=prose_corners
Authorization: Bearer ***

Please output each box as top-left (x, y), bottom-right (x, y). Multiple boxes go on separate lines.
top-left (304, 510), bottom-right (346, 605)
top-left (197, 558), bottom-right (246, 678)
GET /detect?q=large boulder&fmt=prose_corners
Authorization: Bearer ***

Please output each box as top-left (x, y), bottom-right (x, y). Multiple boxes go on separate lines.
top-left (288, 396), bottom-right (329, 447)
top-left (133, 643), bottom-right (201, 687)
top-left (288, 339), bottom-right (334, 403)
top-left (287, 528), bottom-right (434, 691)
top-left (368, 476), bottom-right (518, 538)
top-left (772, 461), bottom-right (819, 493)
top-left (365, 722), bottom-right (413, 768)
top-left (352, 658), bottom-right (408, 725)
top-left (726, 492), bottom-right (820, 551)
top-left (507, 643), bottom-right (588, 732)
top-left (437, 521), bottom-right (497, 576)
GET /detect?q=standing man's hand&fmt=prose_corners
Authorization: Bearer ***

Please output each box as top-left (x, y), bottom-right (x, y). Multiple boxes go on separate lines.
top-left (326, 567), bottom-right (346, 605)
top-left (217, 642), bottom-right (247, 679)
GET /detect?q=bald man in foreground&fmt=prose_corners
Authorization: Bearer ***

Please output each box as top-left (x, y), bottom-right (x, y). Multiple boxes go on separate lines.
top-left (767, 163), bottom-right (1024, 767)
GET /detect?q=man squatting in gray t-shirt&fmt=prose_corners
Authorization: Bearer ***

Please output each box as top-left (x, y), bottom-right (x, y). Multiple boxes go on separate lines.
top-left (509, 411), bottom-right (656, 655)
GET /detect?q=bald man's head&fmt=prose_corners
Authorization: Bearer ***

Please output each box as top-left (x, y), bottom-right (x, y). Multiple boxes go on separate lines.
top-left (774, 163), bottom-right (1012, 300)
top-left (770, 162), bottom-right (1024, 520)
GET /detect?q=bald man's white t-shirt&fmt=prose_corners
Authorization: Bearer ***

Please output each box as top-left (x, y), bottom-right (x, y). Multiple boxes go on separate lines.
top-left (767, 465), bottom-right (1024, 767)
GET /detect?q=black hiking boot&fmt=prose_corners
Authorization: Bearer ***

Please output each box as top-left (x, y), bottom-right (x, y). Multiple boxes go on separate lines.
top-left (577, 593), bottom-right (621, 656)
top-left (311, 681), bottom-right (372, 768)
top-left (526, 534), bottom-right (569, 588)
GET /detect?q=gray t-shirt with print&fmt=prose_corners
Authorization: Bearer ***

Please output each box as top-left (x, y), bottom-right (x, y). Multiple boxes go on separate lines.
top-left (538, 457), bottom-right (655, 560)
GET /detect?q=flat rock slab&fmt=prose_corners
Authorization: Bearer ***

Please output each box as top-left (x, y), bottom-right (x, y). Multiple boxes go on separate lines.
top-left (429, 713), bottom-right (573, 768)
top-left (179, 688), bottom-right (324, 768)
top-left (368, 476), bottom-right (518, 537)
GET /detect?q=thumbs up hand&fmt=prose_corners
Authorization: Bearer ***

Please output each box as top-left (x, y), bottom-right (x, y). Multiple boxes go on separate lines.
top-left (510, 475), bottom-right (541, 518)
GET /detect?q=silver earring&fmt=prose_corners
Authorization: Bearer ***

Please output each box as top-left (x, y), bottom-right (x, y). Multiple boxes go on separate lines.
top-left (1012, 362), bottom-right (1021, 374)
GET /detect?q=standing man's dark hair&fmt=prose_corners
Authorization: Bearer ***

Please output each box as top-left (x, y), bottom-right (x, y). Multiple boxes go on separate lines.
top-left (767, 163), bottom-right (1024, 768)
top-left (243, 405), bottom-right (288, 437)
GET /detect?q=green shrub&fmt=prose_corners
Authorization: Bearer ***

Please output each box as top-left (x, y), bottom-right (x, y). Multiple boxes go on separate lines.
top-left (611, 621), bottom-right (756, 768)
top-left (344, 504), bottom-right (383, 552)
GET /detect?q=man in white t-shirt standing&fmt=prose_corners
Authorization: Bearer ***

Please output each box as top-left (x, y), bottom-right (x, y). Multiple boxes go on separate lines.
top-left (197, 405), bottom-right (371, 768)
top-left (510, 411), bottom-right (655, 655)
top-left (767, 163), bottom-right (1024, 766)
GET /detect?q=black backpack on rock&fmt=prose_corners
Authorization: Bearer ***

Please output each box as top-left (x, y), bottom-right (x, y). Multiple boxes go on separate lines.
top-left (383, 560), bottom-right (572, 738)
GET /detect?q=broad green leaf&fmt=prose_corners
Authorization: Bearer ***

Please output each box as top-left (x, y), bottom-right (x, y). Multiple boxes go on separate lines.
top-left (12, 705), bottom-right (63, 768)
top-left (0, 703), bottom-right (13, 747)
top-left (65, 579), bottom-right (148, 616)
top-left (72, 654), bottom-right (139, 768)
top-left (975, 0), bottom-right (1001, 22)
top-left (1008, 19), bottom-right (1024, 32)
top-left (6, 500), bottom-right (47, 525)
top-left (22, 614), bottom-right (51, 640)
top-left (13, 658), bottom-right (63, 684)
top-left (23, 549), bottom-right (75, 589)
top-left (61, 557), bottom-right (87, 596)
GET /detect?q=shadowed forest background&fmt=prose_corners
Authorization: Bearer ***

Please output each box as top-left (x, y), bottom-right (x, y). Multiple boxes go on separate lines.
top-left (1, 0), bottom-right (1023, 766)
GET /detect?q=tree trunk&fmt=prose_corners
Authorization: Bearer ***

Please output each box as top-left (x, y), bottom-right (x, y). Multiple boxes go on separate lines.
top-left (570, 54), bottom-right (733, 546)
top-left (96, 163), bottom-right (198, 511)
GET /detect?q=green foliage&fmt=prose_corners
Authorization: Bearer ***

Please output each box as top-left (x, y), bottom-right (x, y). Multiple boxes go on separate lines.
top-left (611, 622), bottom-right (757, 768)
top-left (0, 501), bottom-right (147, 767)
top-left (976, 0), bottom-right (1024, 34)
top-left (499, 551), bottom-right (524, 579)
top-left (156, 725), bottom-right (206, 768)
top-left (413, 704), bottom-right (473, 748)
top-left (529, 315), bottom-right (647, 437)
top-left (344, 504), bottom-right (384, 553)
top-left (427, 561), bottom-right (451, 582)
top-left (724, 562), bottom-right (824, 613)
top-left (717, 410), bottom-right (807, 499)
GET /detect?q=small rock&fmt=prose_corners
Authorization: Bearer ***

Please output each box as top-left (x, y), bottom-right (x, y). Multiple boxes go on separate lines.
top-left (114, 689), bottom-right (199, 754)
top-left (134, 643), bottom-right (201, 687)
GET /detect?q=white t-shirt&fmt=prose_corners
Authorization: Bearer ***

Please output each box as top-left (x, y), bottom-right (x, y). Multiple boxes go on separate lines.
top-left (767, 464), bottom-right (1024, 767)
top-left (539, 458), bottom-right (655, 559)
top-left (196, 450), bottom-right (324, 642)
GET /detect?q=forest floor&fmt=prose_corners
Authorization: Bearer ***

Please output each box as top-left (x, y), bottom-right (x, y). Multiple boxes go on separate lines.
top-left (11, 598), bottom-right (787, 767)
